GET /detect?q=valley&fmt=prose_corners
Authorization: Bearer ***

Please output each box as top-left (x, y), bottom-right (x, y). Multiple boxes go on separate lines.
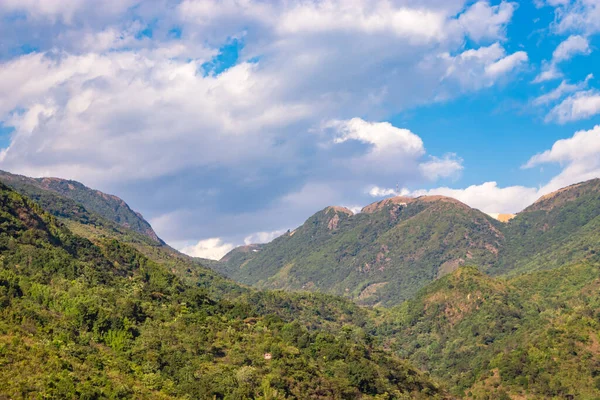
top-left (1, 171), bottom-right (600, 399)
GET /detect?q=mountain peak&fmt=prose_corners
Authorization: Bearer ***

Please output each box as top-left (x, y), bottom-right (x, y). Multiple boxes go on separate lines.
top-left (361, 196), bottom-right (414, 214)
top-left (361, 194), bottom-right (469, 214)
top-left (526, 178), bottom-right (600, 212)
top-left (324, 206), bottom-right (354, 216)
top-left (414, 194), bottom-right (469, 207)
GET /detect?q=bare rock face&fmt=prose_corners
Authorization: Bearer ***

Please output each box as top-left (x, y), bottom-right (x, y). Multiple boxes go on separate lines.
top-left (325, 206), bottom-right (354, 216)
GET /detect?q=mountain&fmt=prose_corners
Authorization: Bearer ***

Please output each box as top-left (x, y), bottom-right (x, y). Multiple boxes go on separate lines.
top-left (214, 178), bottom-right (600, 307)
top-left (0, 182), bottom-right (448, 399)
top-left (5, 169), bottom-right (600, 398)
top-left (216, 195), bottom-right (504, 306)
top-left (379, 261), bottom-right (600, 399)
top-left (0, 170), bottom-right (162, 244)
top-left (496, 178), bottom-right (600, 276)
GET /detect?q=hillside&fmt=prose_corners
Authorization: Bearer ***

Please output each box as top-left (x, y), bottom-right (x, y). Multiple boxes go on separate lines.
top-left (215, 178), bottom-right (600, 307)
top-left (0, 182), bottom-right (448, 399)
top-left (216, 196), bottom-right (504, 306)
top-left (378, 262), bottom-right (600, 399)
top-left (0, 170), bottom-right (234, 293)
top-left (5, 170), bottom-right (600, 398)
top-left (0, 170), bottom-right (162, 244)
top-left (496, 178), bottom-right (600, 275)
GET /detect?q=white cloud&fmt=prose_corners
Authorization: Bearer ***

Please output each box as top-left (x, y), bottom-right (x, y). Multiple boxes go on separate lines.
top-left (244, 229), bottom-right (287, 245)
top-left (418, 153), bottom-right (464, 181)
top-left (439, 43), bottom-right (528, 90)
top-left (533, 62), bottom-right (563, 83)
top-left (552, 0), bottom-right (600, 35)
top-left (485, 51), bottom-right (529, 77)
top-left (178, 0), bottom-right (516, 44)
top-left (276, 2), bottom-right (449, 43)
top-left (0, 1), bottom-right (526, 189)
top-left (410, 182), bottom-right (541, 214)
top-left (368, 181), bottom-right (540, 213)
top-left (533, 34), bottom-right (591, 84)
top-left (179, 237), bottom-right (235, 260)
top-left (525, 125), bottom-right (600, 168)
top-left (546, 90), bottom-right (600, 123)
top-left (369, 126), bottom-right (600, 214)
top-left (457, 1), bottom-right (516, 42)
top-left (328, 118), bottom-right (425, 158)
top-left (368, 186), bottom-right (410, 197)
top-left (532, 74), bottom-right (593, 106)
top-left (523, 125), bottom-right (600, 193)
top-left (0, 0), bottom-right (136, 23)
top-left (552, 35), bottom-right (591, 62)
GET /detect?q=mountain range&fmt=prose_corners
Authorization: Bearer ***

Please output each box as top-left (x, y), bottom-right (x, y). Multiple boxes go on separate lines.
top-left (1, 169), bottom-right (600, 398)
top-left (213, 179), bottom-right (600, 307)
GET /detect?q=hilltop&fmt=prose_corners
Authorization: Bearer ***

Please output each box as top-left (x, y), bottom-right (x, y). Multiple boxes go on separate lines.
top-left (216, 194), bottom-right (504, 306)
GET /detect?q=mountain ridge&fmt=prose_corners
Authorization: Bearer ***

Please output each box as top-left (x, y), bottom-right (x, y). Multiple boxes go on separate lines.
top-left (0, 170), bottom-right (162, 244)
top-left (3, 170), bottom-right (600, 397)
top-left (216, 194), bottom-right (504, 306)
top-left (215, 178), bottom-right (600, 306)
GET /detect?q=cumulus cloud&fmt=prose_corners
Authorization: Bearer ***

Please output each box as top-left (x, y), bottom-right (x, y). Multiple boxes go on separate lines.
top-left (551, 0), bottom-right (600, 35)
top-left (532, 74), bottom-right (593, 106)
top-left (368, 180), bottom-right (542, 214)
top-left (244, 229), bottom-right (287, 245)
top-left (418, 154), bottom-right (464, 181)
top-left (546, 90), bottom-right (600, 123)
top-left (179, 237), bottom-right (235, 260)
top-left (0, 0), bottom-right (529, 250)
top-left (552, 35), bottom-right (591, 62)
top-left (457, 1), bottom-right (516, 42)
top-left (0, 0), bottom-right (136, 23)
top-left (410, 182), bottom-right (541, 214)
top-left (369, 126), bottom-right (600, 214)
top-left (533, 34), bottom-right (592, 84)
top-left (437, 43), bottom-right (528, 92)
top-left (485, 51), bottom-right (529, 78)
top-left (368, 186), bottom-right (410, 197)
top-left (524, 125), bottom-right (600, 169)
top-left (533, 62), bottom-right (563, 83)
top-left (328, 118), bottom-right (424, 158)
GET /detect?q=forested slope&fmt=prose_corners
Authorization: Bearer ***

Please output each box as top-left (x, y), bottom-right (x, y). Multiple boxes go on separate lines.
top-left (0, 183), bottom-right (447, 399)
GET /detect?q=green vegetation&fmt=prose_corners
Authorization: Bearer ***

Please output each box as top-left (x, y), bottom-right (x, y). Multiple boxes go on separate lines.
top-left (217, 199), bottom-right (503, 307)
top-left (215, 179), bottom-right (600, 309)
top-left (0, 170), bottom-right (162, 243)
top-left (378, 263), bottom-right (600, 399)
top-left (496, 179), bottom-right (600, 275)
top-left (0, 183), bottom-right (446, 399)
top-left (4, 170), bottom-right (600, 399)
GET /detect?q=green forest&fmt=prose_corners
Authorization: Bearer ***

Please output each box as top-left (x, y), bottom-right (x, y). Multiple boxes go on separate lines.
top-left (2, 171), bottom-right (600, 399)
top-left (0, 183), bottom-right (445, 399)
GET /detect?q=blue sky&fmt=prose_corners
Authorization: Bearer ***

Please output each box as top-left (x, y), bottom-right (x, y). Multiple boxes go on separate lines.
top-left (0, 0), bottom-right (600, 259)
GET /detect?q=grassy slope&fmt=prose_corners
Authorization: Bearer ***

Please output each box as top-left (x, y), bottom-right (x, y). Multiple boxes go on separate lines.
top-left (0, 183), bottom-right (447, 399)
